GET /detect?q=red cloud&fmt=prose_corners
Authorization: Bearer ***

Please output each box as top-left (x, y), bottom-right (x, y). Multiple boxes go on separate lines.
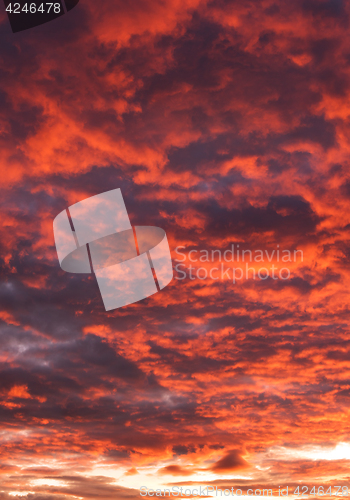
top-left (210, 450), bottom-right (251, 473)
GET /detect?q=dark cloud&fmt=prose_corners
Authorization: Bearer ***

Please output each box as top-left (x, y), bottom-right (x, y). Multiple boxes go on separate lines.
top-left (158, 465), bottom-right (194, 476)
top-left (210, 450), bottom-right (250, 472)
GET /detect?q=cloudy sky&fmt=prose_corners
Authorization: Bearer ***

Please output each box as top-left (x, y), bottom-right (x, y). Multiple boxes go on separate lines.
top-left (1, 0), bottom-right (350, 497)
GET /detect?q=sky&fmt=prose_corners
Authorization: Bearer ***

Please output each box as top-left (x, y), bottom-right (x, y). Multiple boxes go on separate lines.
top-left (1, 0), bottom-right (350, 498)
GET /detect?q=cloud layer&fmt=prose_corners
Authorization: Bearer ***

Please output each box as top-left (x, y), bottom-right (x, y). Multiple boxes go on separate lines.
top-left (1, 0), bottom-right (350, 497)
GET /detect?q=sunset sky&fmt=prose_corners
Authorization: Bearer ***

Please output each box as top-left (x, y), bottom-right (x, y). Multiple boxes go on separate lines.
top-left (1, 0), bottom-right (350, 498)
